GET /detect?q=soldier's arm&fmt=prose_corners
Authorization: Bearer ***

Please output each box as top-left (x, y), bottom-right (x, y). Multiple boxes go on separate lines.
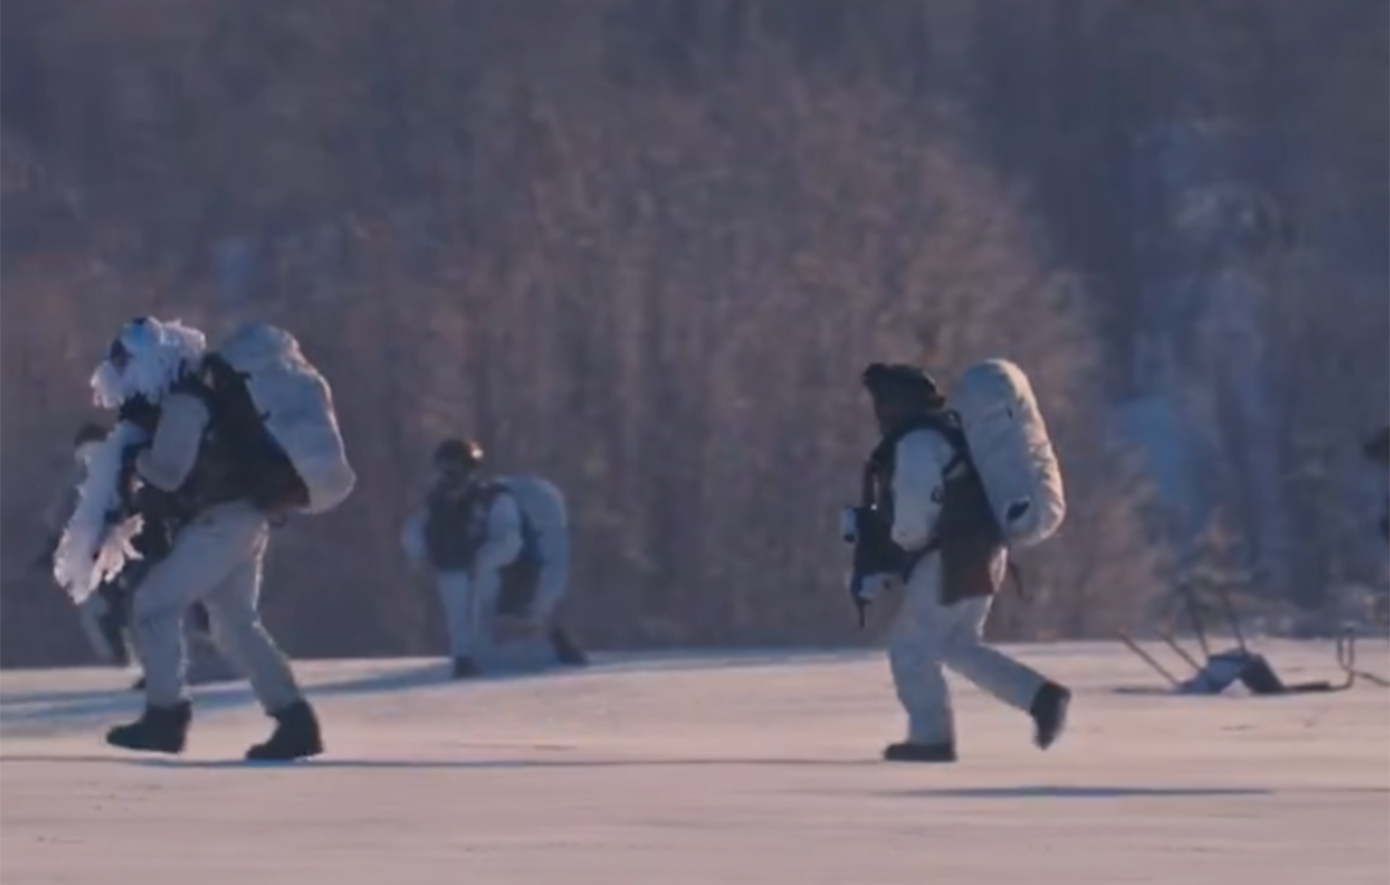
top-left (134, 393), bottom-right (210, 492)
top-left (474, 493), bottom-right (524, 573)
top-left (890, 430), bottom-right (949, 552)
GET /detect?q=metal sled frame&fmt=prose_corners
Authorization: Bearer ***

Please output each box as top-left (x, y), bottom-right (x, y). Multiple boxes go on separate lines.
top-left (1119, 585), bottom-right (1389, 696)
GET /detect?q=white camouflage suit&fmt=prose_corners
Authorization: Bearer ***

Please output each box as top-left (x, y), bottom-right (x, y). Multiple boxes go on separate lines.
top-left (879, 428), bottom-right (1048, 746)
top-left (128, 393), bottom-right (303, 713)
top-left (402, 475), bottom-right (570, 660)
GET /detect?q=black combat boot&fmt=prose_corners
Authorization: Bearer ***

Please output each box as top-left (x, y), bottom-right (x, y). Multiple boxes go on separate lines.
top-left (246, 699), bottom-right (324, 762)
top-left (1029, 681), bottom-right (1071, 750)
top-left (549, 627), bottom-right (588, 667)
top-left (451, 656), bottom-right (481, 680)
top-left (883, 741), bottom-right (957, 763)
top-left (106, 700), bottom-right (192, 754)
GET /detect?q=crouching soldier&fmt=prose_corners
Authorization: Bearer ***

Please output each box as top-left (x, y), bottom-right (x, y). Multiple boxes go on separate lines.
top-left (54, 317), bottom-right (355, 760)
top-left (845, 362), bottom-right (1071, 762)
top-left (402, 438), bottom-right (587, 679)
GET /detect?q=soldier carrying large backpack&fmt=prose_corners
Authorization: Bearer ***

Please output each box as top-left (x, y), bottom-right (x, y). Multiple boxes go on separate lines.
top-left (402, 438), bottom-right (587, 679)
top-left (842, 360), bottom-right (1072, 763)
top-left (55, 317), bottom-right (356, 761)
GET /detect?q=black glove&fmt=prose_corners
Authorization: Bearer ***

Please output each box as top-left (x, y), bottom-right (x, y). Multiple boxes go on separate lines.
top-left (118, 396), bottom-right (161, 434)
top-left (131, 483), bottom-right (180, 526)
top-left (848, 507), bottom-right (906, 627)
top-left (850, 507), bottom-right (905, 592)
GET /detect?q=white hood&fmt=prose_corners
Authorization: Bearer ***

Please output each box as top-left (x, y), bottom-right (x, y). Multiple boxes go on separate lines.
top-left (90, 317), bottom-right (207, 409)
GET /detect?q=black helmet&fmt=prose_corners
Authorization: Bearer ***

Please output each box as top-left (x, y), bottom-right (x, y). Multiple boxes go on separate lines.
top-left (433, 437), bottom-right (484, 472)
top-left (861, 362), bottom-right (946, 411)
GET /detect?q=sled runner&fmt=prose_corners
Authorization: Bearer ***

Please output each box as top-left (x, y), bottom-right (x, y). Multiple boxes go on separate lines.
top-left (1119, 583), bottom-right (1389, 696)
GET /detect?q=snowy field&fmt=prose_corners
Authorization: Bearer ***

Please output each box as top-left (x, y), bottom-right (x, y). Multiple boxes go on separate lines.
top-left (2, 639), bottom-right (1387, 885)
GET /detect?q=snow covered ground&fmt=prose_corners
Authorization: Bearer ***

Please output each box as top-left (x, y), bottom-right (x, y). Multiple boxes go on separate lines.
top-left (2, 639), bottom-right (1387, 885)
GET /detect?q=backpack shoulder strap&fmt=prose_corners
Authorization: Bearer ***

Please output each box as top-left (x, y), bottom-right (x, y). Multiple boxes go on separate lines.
top-left (864, 416), bottom-right (941, 507)
top-left (463, 478), bottom-right (514, 521)
top-left (473, 478), bottom-right (504, 505)
top-left (169, 361), bottom-right (215, 406)
top-left (868, 414), bottom-right (966, 481)
top-left (430, 477), bottom-right (499, 510)
top-left (921, 411), bottom-right (970, 476)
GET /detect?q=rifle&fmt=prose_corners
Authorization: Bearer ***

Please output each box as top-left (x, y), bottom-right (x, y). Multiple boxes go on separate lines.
top-left (843, 456), bottom-right (906, 627)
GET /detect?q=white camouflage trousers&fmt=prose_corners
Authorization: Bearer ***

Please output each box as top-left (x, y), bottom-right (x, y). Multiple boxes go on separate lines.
top-left (129, 501), bottom-right (302, 712)
top-left (436, 558), bottom-right (569, 659)
top-left (888, 551), bottom-right (1046, 745)
top-left (436, 570), bottom-right (488, 659)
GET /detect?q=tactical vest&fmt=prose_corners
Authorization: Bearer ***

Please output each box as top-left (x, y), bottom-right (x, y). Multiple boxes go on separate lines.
top-left (423, 478), bottom-right (548, 615)
top-left (168, 356), bottom-right (311, 518)
top-left (423, 479), bottom-right (499, 571)
top-left (865, 412), bottom-right (1009, 605)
